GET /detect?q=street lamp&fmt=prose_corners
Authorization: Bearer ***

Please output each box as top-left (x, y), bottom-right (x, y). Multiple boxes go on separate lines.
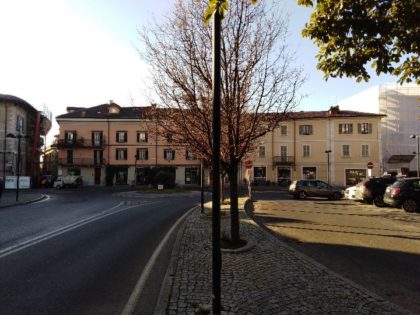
top-left (410, 134), bottom-right (419, 177)
top-left (6, 133), bottom-right (27, 202)
top-left (325, 150), bottom-right (332, 184)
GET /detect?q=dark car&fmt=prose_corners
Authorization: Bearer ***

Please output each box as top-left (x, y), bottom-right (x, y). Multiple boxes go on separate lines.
top-left (383, 177), bottom-right (420, 212)
top-left (289, 179), bottom-right (343, 200)
top-left (354, 176), bottom-right (396, 207)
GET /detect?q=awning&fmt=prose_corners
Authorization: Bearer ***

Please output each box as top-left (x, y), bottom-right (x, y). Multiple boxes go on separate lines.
top-left (387, 154), bottom-right (415, 163)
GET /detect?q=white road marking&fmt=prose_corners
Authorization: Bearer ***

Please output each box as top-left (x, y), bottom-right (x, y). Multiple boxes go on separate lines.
top-left (121, 205), bottom-right (197, 315)
top-left (0, 200), bottom-right (160, 259)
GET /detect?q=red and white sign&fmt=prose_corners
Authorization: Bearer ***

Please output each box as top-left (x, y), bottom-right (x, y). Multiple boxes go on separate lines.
top-left (367, 161), bottom-right (374, 169)
top-left (244, 160), bottom-right (253, 169)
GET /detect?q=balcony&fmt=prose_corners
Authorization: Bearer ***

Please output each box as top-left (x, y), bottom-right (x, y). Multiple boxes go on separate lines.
top-left (59, 157), bottom-right (107, 167)
top-left (273, 156), bottom-right (294, 166)
top-left (53, 138), bottom-right (107, 149)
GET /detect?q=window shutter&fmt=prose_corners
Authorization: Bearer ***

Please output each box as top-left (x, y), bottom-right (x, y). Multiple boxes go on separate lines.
top-left (116, 133), bottom-right (119, 142)
top-left (368, 123), bottom-right (372, 134)
top-left (124, 133), bottom-right (127, 142)
top-left (357, 123), bottom-right (361, 133)
top-left (299, 125), bottom-right (303, 134)
top-left (172, 151), bottom-right (175, 160)
top-left (116, 150), bottom-right (119, 160)
top-left (349, 124), bottom-right (353, 133)
top-left (145, 150), bottom-right (148, 160)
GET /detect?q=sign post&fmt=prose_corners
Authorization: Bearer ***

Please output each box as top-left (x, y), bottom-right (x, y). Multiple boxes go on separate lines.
top-left (367, 161), bottom-right (374, 177)
top-left (245, 160), bottom-right (253, 199)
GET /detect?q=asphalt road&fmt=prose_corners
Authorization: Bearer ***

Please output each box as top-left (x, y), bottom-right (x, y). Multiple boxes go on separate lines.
top-left (0, 189), bottom-right (199, 315)
top-left (251, 191), bottom-right (420, 314)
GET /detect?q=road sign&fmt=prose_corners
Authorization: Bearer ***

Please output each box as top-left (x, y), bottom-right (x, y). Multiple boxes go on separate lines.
top-left (244, 160), bottom-right (253, 169)
top-left (367, 161), bottom-right (374, 169)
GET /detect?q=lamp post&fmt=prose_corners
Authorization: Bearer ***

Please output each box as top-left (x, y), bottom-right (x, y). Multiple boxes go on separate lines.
top-left (325, 150), bottom-right (332, 184)
top-left (410, 134), bottom-right (420, 177)
top-left (6, 133), bottom-right (26, 202)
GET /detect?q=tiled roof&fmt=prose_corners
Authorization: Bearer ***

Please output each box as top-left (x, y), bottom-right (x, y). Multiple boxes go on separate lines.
top-left (56, 103), bottom-right (151, 119)
top-left (285, 109), bottom-right (385, 120)
top-left (56, 104), bottom-right (385, 121)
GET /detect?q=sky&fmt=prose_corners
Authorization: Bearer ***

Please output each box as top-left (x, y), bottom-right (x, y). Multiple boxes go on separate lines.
top-left (0, 0), bottom-right (397, 143)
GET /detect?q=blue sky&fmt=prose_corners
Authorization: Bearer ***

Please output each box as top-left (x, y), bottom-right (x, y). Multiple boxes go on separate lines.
top-left (0, 0), bottom-right (397, 140)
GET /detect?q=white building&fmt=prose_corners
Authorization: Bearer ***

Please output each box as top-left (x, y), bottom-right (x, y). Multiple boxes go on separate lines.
top-left (339, 83), bottom-right (420, 176)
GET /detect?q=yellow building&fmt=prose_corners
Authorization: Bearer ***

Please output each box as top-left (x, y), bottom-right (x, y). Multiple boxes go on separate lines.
top-left (245, 106), bottom-right (386, 187)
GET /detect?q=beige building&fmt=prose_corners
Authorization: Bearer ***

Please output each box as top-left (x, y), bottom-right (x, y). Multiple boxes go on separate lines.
top-left (244, 106), bottom-right (385, 187)
top-left (54, 102), bottom-right (201, 186)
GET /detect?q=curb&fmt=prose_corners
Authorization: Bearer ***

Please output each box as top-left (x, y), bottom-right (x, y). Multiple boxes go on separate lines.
top-left (0, 194), bottom-right (47, 209)
top-left (154, 206), bottom-right (199, 315)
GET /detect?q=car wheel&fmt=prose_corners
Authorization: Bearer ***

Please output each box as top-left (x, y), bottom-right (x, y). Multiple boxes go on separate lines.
top-left (298, 191), bottom-right (307, 199)
top-left (332, 192), bottom-right (342, 200)
top-left (373, 195), bottom-right (385, 207)
top-left (402, 199), bottom-right (417, 213)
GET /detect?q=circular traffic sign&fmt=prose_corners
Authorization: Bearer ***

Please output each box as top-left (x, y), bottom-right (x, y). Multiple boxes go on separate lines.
top-left (244, 160), bottom-right (253, 169)
top-left (367, 161), bottom-right (374, 169)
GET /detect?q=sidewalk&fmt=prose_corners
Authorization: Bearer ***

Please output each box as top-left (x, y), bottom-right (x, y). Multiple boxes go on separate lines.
top-left (0, 190), bottom-right (45, 208)
top-left (156, 201), bottom-right (411, 314)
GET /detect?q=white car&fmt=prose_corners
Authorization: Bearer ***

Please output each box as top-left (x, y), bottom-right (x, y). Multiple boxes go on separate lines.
top-left (344, 185), bottom-right (357, 200)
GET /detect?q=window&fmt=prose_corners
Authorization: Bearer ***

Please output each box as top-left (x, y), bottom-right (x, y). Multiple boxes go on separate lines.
top-left (16, 115), bottom-right (24, 133)
top-left (342, 144), bottom-right (350, 157)
top-left (164, 149), bottom-right (175, 160)
top-left (358, 123), bottom-right (372, 134)
top-left (299, 125), bottom-right (313, 135)
top-left (253, 167), bottom-right (266, 179)
top-left (116, 148), bottom-right (127, 160)
top-left (185, 167), bottom-right (199, 184)
top-left (339, 123), bottom-right (353, 134)
top-left (280, 125), bottom-right (287, 136)
top-left (137, 131), bottom-right (148, 143)
top-left (116, 131), bottom-right (127, 143)
top-left (258, 145), bottom-right (265, 158)
top-left (136, 148), bottom-right (148, 160)
top-left (302, 145), bottom-right (310, 157)
top-left (92, 131), bottom-right (103, 146)
top-left (361, 144), bottom-right (369, 157)
top-left (303, 167), bottom-right (316, 179)
top-left (65, 131), bottom-right (75, 144)
top-left (66, 150), bottom-right (73, 164)
top-left (280, 146), bottom-right (288, 162)
top-left (94, 150), bottom-right (103, 165)
top-left (186, 150), bottom-right (197, 160)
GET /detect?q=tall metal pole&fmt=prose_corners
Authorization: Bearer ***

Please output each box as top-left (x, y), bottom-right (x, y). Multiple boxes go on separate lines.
top-left (211, 7), bottom-right (222, 315)
top-left (3, 104), bottom-right (7, 184)
top-left (16, 135), bottom-right (21, 202)
top-left (417, 136), bottom-right (419, 177)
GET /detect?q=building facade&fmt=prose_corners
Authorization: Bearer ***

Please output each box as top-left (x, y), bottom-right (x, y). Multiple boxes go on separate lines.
top-left (339, 83), bottom-right (420, 175)
top-left (0, 94), bottom-right (52, 182)
top-left (243, 106), bottom-right (385, 187)
top-left (54, 102), bottom-right (202, 186)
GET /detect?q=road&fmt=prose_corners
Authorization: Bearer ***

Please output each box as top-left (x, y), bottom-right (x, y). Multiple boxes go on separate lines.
top-left (251, 191), bottom-right (420, 314)
top-left (0, 189), bottom-right (199, 315)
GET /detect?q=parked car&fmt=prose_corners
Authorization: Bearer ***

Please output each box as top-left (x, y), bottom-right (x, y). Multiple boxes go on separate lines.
top-left (289, 179), bottom-right (343, 200)
top-left (383, 177), bottom-right (420, 212)
top-left (53, 175), bottom-right (83, 189)
top-left (343, 185), bottom-right (357, 200)
top-left (354, 176), bottom-right (396, 207)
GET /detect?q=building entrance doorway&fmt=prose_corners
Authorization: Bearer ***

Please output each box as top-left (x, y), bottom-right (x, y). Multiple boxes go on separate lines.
top-left (94, 167), bottom-right (101, 185)
top-left (277, 167), bottom-right (291, 186)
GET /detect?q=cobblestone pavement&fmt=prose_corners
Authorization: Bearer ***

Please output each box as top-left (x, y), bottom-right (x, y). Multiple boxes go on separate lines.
top-left (157, 206), bottom-right (412, 314)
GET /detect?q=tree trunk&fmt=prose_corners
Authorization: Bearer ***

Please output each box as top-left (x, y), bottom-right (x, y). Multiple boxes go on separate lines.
top-left (229, 163), bottom-right (240, 243)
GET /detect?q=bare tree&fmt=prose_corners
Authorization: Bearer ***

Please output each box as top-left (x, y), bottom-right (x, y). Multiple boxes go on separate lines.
top-left (139, 0), bottom-right (304, 243)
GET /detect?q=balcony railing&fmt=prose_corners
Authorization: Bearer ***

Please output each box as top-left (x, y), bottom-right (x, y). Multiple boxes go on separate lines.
top-left (59, 157), bottom-right (106, 166)
top-left (53, 138), bottom-right (106, 148)
top-left (273, 156), bottom-right (294, 165)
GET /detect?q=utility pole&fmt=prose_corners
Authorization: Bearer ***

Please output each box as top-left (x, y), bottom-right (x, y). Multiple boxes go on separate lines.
top-left (211, 6), bottom-right (222, 315)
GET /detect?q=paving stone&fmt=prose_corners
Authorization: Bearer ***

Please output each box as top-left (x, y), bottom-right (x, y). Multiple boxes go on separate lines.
top-left (156, 206), bottom-right (411, 314)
